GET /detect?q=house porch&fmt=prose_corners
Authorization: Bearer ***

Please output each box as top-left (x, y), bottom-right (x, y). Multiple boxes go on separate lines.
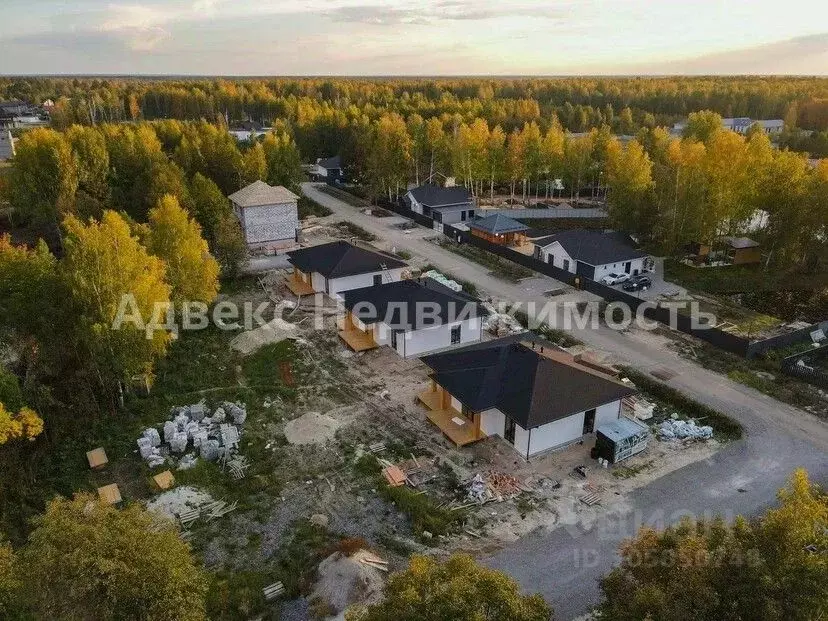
top-left (417, 380), bottom-right (485, 447)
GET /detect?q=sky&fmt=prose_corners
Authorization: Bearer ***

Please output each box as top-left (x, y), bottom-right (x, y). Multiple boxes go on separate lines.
top-left (1, 0), bottom-right (827, 75)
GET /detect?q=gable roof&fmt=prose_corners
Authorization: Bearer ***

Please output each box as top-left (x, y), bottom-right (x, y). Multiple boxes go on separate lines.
top-left (722, 236), bottom-right (759, 249)
top-left (343, 278), bottom-right (486, 331)
top-left (533, 229), bottom-right (647, 266)
top-left (420, 333), bottom-right (636, 429)
top-left (316, 155), bottom-right (341, 170)
top-left (287, 240), bottom-right (407, 279)
top-left (228, 180), bottom-right (299, 207)
top-left (469, 213), bottom-right (529, 235)
top-left (408, 184), bottom-right (472, 208)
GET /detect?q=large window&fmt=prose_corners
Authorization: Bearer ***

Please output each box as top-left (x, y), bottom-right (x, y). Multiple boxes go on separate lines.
top-left (450, 325), bottom-right (461, 344)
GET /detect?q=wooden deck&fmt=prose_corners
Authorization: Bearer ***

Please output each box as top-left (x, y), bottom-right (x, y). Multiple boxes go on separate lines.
top-left (286, 274), bottom-right (315, 296)
top-left (418, 388), bottom-right (484, 446)
top-left (338, 329), bottom-right (378, 352)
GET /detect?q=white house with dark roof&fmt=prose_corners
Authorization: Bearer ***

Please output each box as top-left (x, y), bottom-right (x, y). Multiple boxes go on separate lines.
top-left (533, 229), bottom-right (652, 281)
top-left (405, 183), bottom-right (475, 231)
top-left (339, 277), bottom-right (485, 356)
top-left (310, 155), bottom-right (344, 183)
top-left (228, 180), bottom-right (299, 253)
top-left (286, 240), bottom-right (408, 299)
top-left (418, 333), bottom-right (637, 455)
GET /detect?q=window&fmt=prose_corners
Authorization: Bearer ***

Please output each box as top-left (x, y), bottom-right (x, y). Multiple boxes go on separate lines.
top-left (373, 274), bottom-right (383, 286)
top-left (460, 210), bottom-right (467, 221)
top-left (583, 408), bottom-right (596, 434)
top-left (468, 210), bottom-right (474, 218)
top-left (562, 258), bottom-right (570, 271)
top-left (450, 325), bottom-right (461, 344)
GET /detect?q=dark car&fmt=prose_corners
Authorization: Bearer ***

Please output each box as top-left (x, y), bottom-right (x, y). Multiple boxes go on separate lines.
top-left (622, 275), bottom-right (652, 292)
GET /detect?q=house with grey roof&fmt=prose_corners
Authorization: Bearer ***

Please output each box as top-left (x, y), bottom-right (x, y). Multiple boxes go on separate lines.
top-left (286, 240), bottom-right (408, 299)
top-left (310, 155), bottom-right (344, 184)
top-left (405, 183), bottom-right (475, 231)
top-left (418, 333), bottom-right (637, 455)
top-left (533, 229), bottom-right (652, 281)
top-left (339, 277), bottom-right (485, 356)
top-left (228, 180), bottom-right (300, 253)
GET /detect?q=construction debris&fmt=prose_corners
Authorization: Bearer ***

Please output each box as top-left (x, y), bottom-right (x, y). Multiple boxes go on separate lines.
top-left (263, 582), bottom-right (286, 601)
top-left (97, 483), bottom-right (122, 505)
top-left (86, 447), bottom-right (108, 469)
top-left (482, 304), bottom-right (526, 337)
top-left (421, 270), bottom-right (462, 292)
top-left (153, 470), bottom-right (175, 490)
top-left (382, 465), bottom-right (407, 487)
top-left (658, 419), bottom-right (713, 441)
top-left (466, 471), bottom-right (526, 504)
top-left (135, 401), bottom-right (249, 472)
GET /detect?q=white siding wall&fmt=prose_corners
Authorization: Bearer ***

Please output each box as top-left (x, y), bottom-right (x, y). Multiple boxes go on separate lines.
top-left (311, 272), bottom-right (326, 294)
top-left (539, 242), bottom-right (577, 273)
top-left (479, 408), bottom-right (505, 437)
top-left (375, 317), bottom-right (481, 358)
top-left (527, 411), bottom-right (586, 456)
top-left (408, 194), bottom-right (423, 214)
top-left (595, 400), bottom-right (622, 429)
top-left (512, 424), bottom-right (531, 457)
top-left (240, 202), bottom-right (298, 245)
top-left (593, 258), bottom-right (648, 282)
top-left (328, 268), bottom-right (406, 299)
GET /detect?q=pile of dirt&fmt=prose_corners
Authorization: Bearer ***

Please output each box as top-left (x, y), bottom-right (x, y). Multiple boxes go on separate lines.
top-left (284, 411), bottom-right (344, 445)
top-left (309, 550), bottom-right (386, 620)
top-left (230, 316), bottom-right (298, 355)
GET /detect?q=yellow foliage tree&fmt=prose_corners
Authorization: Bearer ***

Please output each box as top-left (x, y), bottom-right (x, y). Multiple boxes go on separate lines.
top-left (0, 403), bottom-right (43, 444)
top-left (145, 195), bottom-right (220, 305)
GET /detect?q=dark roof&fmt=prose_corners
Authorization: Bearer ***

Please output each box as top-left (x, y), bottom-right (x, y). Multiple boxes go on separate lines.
top-left (469, 213), bottom-right (529, 235)
top-left (408, 184), bottom-right (472, 208)
top-left (287, 241), bottom-right (407, 279)
top-left (317, 155), bottom-right (341, 170)
top-left (421, 333), bottom-right (637, 429)
top-left (343, 278), bottom-right (486, 331)
top-left (533, 229), bottom-right (647, 266)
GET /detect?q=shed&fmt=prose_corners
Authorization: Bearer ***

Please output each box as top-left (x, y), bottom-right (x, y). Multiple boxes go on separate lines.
top-left (721, 237), bottom-right (761, 265)
top-left (469, 213), bottom-right (529, 246)
top-left (595, 417), bottom-right (649, 464)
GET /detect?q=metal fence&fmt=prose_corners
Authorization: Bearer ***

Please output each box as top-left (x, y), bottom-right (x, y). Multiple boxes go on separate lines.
top-left (478, 207), bottom-right (608, 219)
top-left (780, 344), bottom-right (828, 389)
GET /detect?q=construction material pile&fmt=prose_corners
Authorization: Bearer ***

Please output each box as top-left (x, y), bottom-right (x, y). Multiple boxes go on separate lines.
top-left (466, 471), bottom-right (526, 503)
top-left (657, 419), bottom-right (713, 441)
top-left (136, 401), bottom-right (248, 471)
top-left (482, 303), bottom-right (525, 336)
top-left (422, 270), bottom-right (463, 292)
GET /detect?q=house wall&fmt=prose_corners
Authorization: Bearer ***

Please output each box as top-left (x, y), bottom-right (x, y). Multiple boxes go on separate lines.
top-left (238, 201), bottom-right (298, 247)
top-left (325, 268), bottom-right (406, 299)
top-left (478, 399), bottom-right (622, 459)
top-left (538, 241), bottom-right (577, 273)
top-left (407, 193), bottom-right (424, 215)
top-left (438, 207), bottom-right (474, 225)
top-left (376, 316), bottom-right (481, 357)
top-left (592, 257), bottom-right (648, 281)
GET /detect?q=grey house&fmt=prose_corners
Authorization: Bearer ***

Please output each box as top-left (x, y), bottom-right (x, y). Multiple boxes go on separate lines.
top-left (228, 180), bottom-right (300, 254)
top-left (533, 229), bottom-right (651, 281)
top-left (405, 184), bottom-right (475, 232)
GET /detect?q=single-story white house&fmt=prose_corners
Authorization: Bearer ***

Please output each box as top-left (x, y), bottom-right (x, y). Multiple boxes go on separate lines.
top-left (405, 183), bottom-right (475, 232)
top-left (339, 277), bottom-right (485, 356)
top-left (286, 240), bottom-right (408, 300)
top-left (310, 155), bottom-right (344, 183)
top-left (228, 180), bottom-right (300, 254)
top-left (533, 229), bottom-right (652, 281)
top-left (418, 333), bottom-right (637, 456)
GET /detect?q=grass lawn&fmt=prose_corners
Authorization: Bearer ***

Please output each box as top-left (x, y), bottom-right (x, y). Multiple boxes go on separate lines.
top-left (334, 220), bottom-right (377, 242)
top-left (298, 195), bottom-right (332, 219)
top-left (317, 185), bottom-right (370, 208)
top-left (664, 258), bottom-right (828, 294)
top-left (431, 238), bottom-right (536, 283)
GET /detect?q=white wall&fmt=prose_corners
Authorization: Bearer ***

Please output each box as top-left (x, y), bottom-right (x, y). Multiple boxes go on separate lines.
top-left (376, 317), bottom-right (481, 358)
top-left (438, 208), bottom-right (474, 225)
top-left (479, 408), bottom-right (505, 437)
top-left (595, 400), bottom-right (622, 429)
top-left (538, 241), bottom-right (576, 273)
top-left (408, 193), bottom-right (423, 214)
top-left (527, 411), bottom-right (585, 456)
top-left (593, 258), bottom-right (648, 281)
top-left (316, 267), bottom-right (405, 299)
top-left (311, 271), bottom-right (327, 294)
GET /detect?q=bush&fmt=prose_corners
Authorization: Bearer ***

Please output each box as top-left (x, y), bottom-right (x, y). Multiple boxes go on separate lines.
top-left (378, 483), bottom-right (463, 537)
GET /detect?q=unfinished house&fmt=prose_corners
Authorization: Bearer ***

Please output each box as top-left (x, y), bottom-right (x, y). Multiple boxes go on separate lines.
top-left (339, 277), bottom-right (485, 355)
top-left (228, 180), bottom-right (300, 254)
top-left (286, 240), bottom-right (408, 299)
top-left (418, 333), bottom-right (637, 456)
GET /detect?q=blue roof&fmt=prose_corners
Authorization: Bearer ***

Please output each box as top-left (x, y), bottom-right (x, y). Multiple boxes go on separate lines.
top-left (469, 213), bottom-right (529, 235)
top-left (596, 417), bottom-right (648, 442)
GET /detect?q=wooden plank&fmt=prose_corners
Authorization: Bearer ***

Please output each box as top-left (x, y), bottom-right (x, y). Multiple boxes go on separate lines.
top-left (153, 470), bottom-right (175, 490)
top-left (86, 447), bottom-right (108, 469)
top-left (97, 483), bottom-right (122, 505)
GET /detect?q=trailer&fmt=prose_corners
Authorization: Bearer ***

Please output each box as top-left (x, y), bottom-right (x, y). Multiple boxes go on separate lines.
top-left (595, 416), bottom-right (649, 464)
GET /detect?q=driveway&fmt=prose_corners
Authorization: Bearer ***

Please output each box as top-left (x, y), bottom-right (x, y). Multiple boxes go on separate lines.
top-left (301, 183), bottom-right (828, 619)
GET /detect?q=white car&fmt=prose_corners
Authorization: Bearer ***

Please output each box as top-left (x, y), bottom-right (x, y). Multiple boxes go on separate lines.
top-left (601, 272), bottom-right (630, 286)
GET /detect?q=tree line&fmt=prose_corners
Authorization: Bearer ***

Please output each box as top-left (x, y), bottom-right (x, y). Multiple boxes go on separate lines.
top-left (0, 469), bottom-right (822, 620)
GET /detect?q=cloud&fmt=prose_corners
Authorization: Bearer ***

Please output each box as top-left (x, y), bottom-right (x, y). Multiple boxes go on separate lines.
top-left (326, 1), bottom-right (569, 26)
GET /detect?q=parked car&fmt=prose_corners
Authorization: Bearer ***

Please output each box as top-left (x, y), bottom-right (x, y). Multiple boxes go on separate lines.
top-left (622, 275), bottom-right (652, 292)
top-left (601, 272), bottom-right (630, 286)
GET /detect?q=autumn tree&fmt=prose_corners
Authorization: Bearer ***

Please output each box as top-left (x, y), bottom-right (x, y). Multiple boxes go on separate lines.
top-left (241, 141), bottom-right (267, 185)
top-left (62, 211), bottom-right (172, 398)
top-left (189, 172), bottom-right (232, 245)
top-left (347, 554), bottom-right (552, 621)
top-left (144, 195), bottom-right (219, 305)
top-left (213, 214), bottom-right (247, 278)
top-left (682, 110), bottom-right (724, 143)
top-left (262, 130), bottom-right (303, 189)
top-left (65, 124), bottom-right (111, 218)
top-left (598, 468), bottom-right (828, 621)
top-left (605, 139), bottom-right (655, 239)
top-left (9, 127), bottom-right (78, 236)
top-left (18, 494), bottom-right (208, 620)
top-left (0, 537), bottom-right (19, 617)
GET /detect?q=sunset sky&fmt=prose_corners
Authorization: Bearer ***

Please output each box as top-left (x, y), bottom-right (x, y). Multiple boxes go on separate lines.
top-left (2, 0), bottom-right (827, 75)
